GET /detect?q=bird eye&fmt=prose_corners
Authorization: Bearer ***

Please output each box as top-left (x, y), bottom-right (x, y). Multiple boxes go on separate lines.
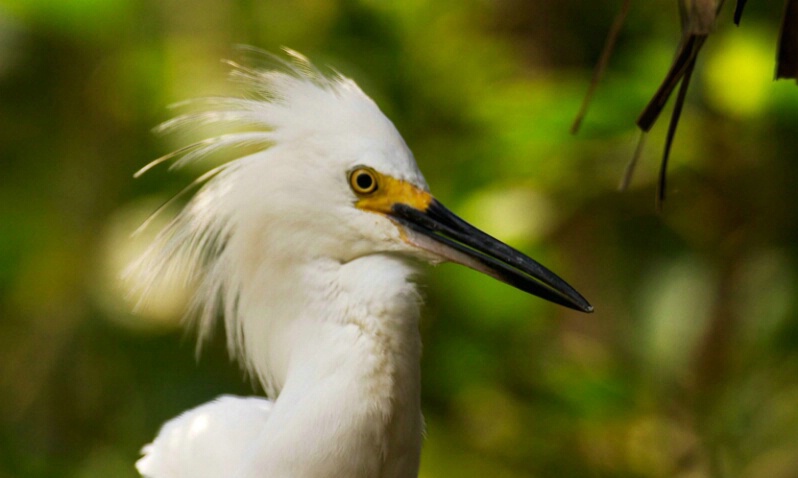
top-left (349, 168), bottom-right (378, 195)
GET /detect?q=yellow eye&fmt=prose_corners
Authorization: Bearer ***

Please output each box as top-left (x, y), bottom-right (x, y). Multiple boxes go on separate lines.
top-left (349, 168), bottom-right (379, 196)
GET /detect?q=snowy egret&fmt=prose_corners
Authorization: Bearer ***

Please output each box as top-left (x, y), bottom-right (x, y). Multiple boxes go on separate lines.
top-left (132, 50), bottom-right (592, 478)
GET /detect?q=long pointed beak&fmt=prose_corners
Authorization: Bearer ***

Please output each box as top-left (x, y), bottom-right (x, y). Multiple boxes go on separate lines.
top-left (390, 199), bottom-right (593, 313)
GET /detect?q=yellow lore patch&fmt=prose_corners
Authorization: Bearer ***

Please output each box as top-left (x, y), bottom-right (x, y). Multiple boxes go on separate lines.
top-left (352, 169), bottom-right (433, 214)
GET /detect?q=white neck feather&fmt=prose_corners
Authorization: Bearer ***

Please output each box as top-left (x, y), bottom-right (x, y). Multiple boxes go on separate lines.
top-left (235, 254), bottom-right (424, 478)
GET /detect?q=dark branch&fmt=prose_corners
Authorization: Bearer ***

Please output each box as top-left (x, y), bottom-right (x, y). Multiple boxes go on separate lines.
top-left (777, 0), bottom-right (798, 81)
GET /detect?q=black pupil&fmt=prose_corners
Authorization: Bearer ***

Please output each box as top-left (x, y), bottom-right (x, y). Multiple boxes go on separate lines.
top-left (356, 173), bottom-right (374, 191)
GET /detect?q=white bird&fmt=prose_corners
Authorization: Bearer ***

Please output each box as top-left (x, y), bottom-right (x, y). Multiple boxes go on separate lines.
top-left (131, 49), bottom-right (592, 478)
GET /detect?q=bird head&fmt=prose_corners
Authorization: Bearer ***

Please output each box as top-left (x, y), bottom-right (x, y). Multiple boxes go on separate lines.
top-left (132, 49), bottom-right (591, 348)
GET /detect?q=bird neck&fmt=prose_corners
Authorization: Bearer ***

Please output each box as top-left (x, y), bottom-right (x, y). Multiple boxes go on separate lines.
top-left (237, 254), bottom-right (424, 477)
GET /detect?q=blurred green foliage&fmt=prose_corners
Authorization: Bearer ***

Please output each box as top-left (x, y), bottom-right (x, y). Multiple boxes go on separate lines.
top-left (1, 1), bottom-right (797, 477)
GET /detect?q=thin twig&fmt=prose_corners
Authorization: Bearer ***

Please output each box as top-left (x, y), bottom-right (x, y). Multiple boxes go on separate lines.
top-left (571, 0), bottom-right (632, 134)
top-left (619, 130), bottom-right (647, 191)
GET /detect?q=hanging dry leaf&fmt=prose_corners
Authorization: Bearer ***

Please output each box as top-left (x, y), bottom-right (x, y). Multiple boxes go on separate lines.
top-left (573, 0), bottom-right (795, 209)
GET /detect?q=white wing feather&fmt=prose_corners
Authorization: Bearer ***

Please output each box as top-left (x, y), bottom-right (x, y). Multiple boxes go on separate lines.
top-left (137, 395), bottom-right (272, 478)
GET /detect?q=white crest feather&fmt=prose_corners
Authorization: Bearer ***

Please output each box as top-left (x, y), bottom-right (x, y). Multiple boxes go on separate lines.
top-left (126, 48), bottom-right (398, 369)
